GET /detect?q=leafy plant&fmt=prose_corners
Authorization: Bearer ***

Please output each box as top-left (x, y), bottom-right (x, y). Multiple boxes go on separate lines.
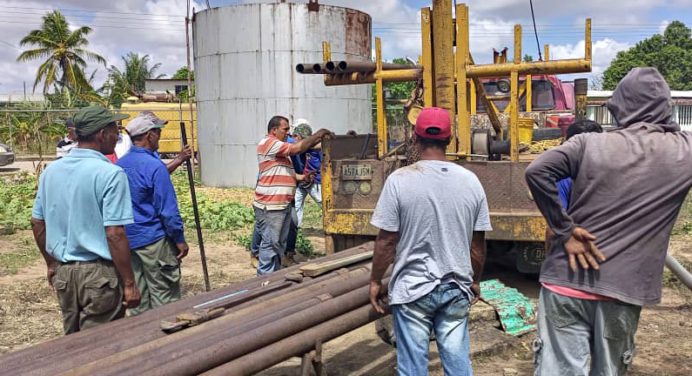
top-left (0, 173), bottom-right (37, 231)
top-left (17, 10), bottom-right (105, 94)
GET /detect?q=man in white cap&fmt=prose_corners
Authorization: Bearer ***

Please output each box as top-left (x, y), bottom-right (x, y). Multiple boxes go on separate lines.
top-left (116, 115), bottom-right (189, 315)
top-left (136, 111), bottom-right (193, 174)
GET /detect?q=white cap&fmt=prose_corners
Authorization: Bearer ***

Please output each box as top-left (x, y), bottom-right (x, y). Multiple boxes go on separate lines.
top-left (126, 115), bottom-right (165, 137)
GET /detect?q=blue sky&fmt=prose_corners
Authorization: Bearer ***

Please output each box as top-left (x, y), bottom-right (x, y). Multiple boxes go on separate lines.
top-left (0, 0), bottom-right (689, 93)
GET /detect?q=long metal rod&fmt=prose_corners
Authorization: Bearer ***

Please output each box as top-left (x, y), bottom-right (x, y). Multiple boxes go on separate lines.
top-left (154, 279), bottom-right (390, 376)
top-left (65, 269), bottom-right (382, 376)
top-left (2, 244), bottom-right (375, 375)
top-left (179, 103), bottom-right (211, 291)
top-left (666, 254), bottom-right (692, 291)
top-left (202, 304), bottom-right (383, 376)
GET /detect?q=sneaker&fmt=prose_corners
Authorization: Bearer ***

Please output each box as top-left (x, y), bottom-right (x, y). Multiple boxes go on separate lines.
top-left (250, 253), bottom-right (259, 269)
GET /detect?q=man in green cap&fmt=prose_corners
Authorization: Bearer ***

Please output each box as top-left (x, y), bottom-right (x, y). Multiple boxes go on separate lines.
top-left (31, 105), bottom-right (141, 334)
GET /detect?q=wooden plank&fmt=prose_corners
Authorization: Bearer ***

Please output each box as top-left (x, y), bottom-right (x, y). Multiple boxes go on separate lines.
top-left (300, 251), bottom-right (373, 277)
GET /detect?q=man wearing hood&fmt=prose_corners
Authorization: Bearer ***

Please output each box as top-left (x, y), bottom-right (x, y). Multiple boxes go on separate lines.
top-left (525, 67), bottom-right (692, 375)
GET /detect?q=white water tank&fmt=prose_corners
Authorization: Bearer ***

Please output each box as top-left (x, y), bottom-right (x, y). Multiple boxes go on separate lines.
top-left (193, 1), bottom-right (372, 187)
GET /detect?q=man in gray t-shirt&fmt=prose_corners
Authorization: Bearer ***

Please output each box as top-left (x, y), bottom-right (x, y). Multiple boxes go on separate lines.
top-left (369, 107), bottom-right (492, 376)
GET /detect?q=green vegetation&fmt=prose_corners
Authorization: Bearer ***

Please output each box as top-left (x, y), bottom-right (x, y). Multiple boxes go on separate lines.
top-left (603, 21), bottom-right (692, 90)
top-left (0, 242), bottom-right (41, 275)
top-left (105, 52), bottom-right (166, 107)
top-left (0, 173), bottom-right (36, 231)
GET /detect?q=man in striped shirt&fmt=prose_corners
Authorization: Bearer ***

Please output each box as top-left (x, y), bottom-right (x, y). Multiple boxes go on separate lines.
top-left (254, 116), bottom-right (330, 275)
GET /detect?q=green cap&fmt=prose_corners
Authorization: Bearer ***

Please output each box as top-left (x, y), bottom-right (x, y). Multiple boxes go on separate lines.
top-left (73, 106), bottom-right (129, 137)
top-left (293, 123), bottom-right (313, 139)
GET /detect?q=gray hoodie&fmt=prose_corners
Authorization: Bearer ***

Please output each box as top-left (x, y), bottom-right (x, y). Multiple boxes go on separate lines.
top-left (525, 68), bottom-right (691, 306)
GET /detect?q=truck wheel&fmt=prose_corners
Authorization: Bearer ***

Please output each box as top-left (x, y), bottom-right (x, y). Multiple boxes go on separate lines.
top-left (514, 241), bottom-right (546, 275)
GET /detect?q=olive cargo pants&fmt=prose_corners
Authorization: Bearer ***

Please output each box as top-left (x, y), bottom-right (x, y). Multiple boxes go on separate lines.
top-left (52, 260), bottom-right (124, 335)
top-left (127, 237), bottom-right (181, 316)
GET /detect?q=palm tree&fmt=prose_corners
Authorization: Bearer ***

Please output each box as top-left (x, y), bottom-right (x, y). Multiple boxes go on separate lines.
top-left (17, 10), bottom-right (106, 94)
top-left (106, 53), bottom-right (165, 103)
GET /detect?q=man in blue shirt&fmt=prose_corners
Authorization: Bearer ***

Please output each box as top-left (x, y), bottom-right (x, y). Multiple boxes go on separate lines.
top-left (117, 115), bottom-right (189, 315)
top-left (31, 106), bottom-right (141, 334)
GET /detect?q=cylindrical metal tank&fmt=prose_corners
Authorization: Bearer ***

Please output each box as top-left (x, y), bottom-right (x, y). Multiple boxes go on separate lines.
top-left (193, 1), bottom-right (372, 187)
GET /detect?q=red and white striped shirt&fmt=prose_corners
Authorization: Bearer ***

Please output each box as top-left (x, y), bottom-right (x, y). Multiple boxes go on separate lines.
top-left (253, 135), bottom-right (296, 210)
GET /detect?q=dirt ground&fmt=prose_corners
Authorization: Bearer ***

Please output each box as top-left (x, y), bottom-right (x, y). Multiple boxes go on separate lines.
top-left (1, 188), bottom-right (691, 374)
top-left (1, 227), bottom-right (690, 375)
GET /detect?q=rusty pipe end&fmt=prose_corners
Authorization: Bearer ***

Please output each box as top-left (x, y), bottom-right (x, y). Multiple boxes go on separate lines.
top-left (312, 63), bottom-right (322, 73)
top-left (337, 61), bottom-right (348, 72)
top-left (296, 64), bottom-right (306, 73)
top-left (325, 61), bottom-right (337, 72)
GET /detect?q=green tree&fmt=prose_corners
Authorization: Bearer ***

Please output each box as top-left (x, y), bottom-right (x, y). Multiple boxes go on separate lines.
top-left (172, 66), bottom-right (194, 80)
top-left (17, 10), bottom-right (106, 94)
top-left (523, 54), bottom-right (534, 62)
top-left (371, 58), bottom-right (417, 101)
top-left (105, 52), bottom-right (165, 106)
top-left (602, 21), bottom-right (692, 90)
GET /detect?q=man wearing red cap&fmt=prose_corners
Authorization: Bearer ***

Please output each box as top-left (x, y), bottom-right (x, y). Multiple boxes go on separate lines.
top-left (369, 107), bottom-right (491, 375)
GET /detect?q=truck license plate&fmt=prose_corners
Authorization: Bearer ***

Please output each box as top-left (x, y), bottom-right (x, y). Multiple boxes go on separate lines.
top-left (341, 164), bottom-right (372, 180)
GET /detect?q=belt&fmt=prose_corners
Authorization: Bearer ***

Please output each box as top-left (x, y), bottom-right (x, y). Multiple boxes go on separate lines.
top-left (61, 259), bottom-right (110, 266)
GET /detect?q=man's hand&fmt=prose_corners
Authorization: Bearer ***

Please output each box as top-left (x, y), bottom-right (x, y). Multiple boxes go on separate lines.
top-left (369, 280), bottom-right (386, 314)
top-left (176, 145), bottom-right (193, 163)
top-left (176, 242), bottom-right (189, 261)
top-left (471, 282), bottom-right (481, 305)
top-left (563, 227), bottom-right (606, 272)
top-left (46, 264), bottom-right (57, 288)
top-left (122, 281), bottom-right (141, 308)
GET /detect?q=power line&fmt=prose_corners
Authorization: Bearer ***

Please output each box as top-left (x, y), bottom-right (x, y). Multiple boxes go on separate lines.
top-left (529, 0), bottom-right (543, 60)
top-left (3, 5), bottom-right (183, 18)
top-left (0, 19), bottom-right (184, 32)
top-left (0, 10), bottom-right (184, 24)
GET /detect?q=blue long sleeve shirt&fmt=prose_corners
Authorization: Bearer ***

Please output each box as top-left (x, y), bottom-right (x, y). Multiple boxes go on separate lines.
top-left (116, 146), bottom-right (185, 249)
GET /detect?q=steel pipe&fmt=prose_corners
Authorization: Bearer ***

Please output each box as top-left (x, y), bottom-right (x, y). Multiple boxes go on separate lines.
top-left (666, 254), bottom-right (692, 291)
top-left (2, 244), bottom-right (375, 375)
top-left (156, 281), bottom-right (388, 376)
top-left (202, 305), bottom-right (383, 376)
top-left (62, 269), bottom-right (384, 376)
top-left (466, 59), bottom-right (591, 78)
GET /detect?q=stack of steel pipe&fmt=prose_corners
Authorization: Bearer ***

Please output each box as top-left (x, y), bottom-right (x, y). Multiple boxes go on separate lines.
top-left (296, 60), bottom-right (420, 74)
top-left (0, 243), bottom-right (385, 376)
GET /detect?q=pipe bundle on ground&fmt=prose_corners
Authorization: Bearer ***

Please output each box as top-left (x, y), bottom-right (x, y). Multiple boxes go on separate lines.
top-left (0, 243), bottom-right (384, 376)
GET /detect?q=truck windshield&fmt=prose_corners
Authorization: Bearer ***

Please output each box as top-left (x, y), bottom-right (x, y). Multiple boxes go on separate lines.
top-left (477, 79), bottom-right (555, 113)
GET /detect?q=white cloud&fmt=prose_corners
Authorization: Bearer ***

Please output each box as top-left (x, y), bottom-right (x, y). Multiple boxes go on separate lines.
top-left (550, 38), bottom-right (631, 85)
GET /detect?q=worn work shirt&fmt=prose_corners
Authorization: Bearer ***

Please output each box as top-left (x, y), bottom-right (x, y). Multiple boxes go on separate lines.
top-left (253, 135), bottom-right (296, 210)
top-left (371, 160), bottom-right (492, 305)
top-left (116, 146), bottom-right (185, 249)
top-left (32, 148), bottom-right (133, 262)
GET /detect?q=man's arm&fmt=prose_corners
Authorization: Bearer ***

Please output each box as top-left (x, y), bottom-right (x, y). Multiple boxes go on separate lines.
top-left (525, 137), bottom-right (605, 271)
top-left (470, 231), bottom-right (486, 304)
top-left (166, 145), bottom-right (193, 174)
top-left (288, 129), bottom-right (331, 156)
top-left (369, 229), bottom-right (398, 314)
top-left (31, 218), bottom-right (57, 287)
top-left (105, 226), bottom-right (140, 308)
top-left (152, 167), bottom-right (188, 260)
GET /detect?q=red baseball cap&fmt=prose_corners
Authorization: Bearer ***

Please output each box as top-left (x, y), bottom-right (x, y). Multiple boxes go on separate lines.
top-left (415, 107), bottom-right (451, 140)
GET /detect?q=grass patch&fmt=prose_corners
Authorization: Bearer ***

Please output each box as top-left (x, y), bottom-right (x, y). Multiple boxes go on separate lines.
top-left (0, 247), bottom-right (40, 275)
top-left (0, 172), bottom-right (36, 231)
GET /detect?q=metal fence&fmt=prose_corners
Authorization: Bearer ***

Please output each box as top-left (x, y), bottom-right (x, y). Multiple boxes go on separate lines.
top-left (588, 103), bottom-right (692, 130)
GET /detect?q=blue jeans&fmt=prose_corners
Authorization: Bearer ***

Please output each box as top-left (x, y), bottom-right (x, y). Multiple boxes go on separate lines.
top-left (294, 183), bottom-right (322, 227)
top-left (253, 206), bottom-right (291, 275)
top-left (250, 221), bottom-right (261, 257)
top-left (391, 283), bottom-right (472, 376)
top-left (534, 288), bottom-right (641, 376)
